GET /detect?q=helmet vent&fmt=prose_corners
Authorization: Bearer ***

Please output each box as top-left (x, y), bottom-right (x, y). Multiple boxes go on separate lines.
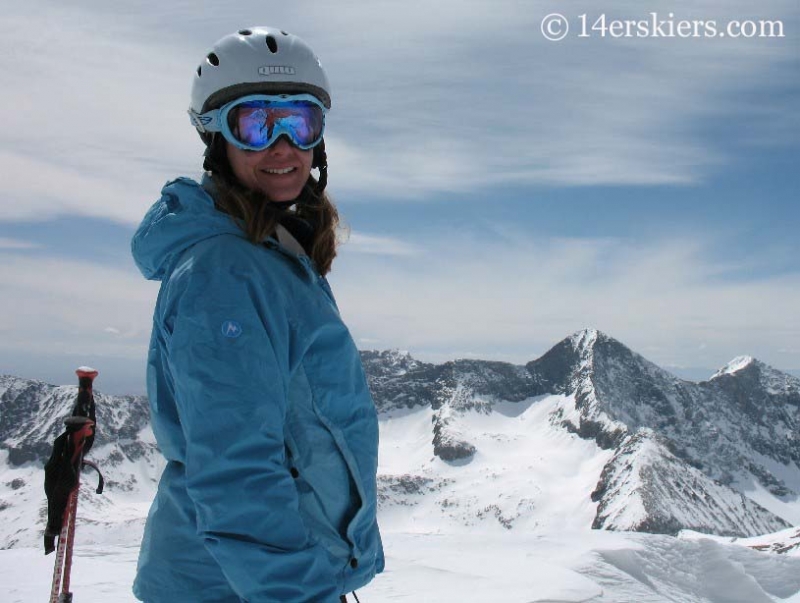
top-left (197, 65), bottom-right (202, 77)
top-left (238, 29), bottom-right (252, 36)
top-left (266, 35), bottom-right (278, 53)
top-left (281, 30), bottom-right (289, 36)
top-left (206, 52), bottom-right (220, 66)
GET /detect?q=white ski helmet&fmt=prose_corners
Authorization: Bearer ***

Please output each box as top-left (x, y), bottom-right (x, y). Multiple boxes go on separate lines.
top-left (189, 26), bottom-right (331, 128)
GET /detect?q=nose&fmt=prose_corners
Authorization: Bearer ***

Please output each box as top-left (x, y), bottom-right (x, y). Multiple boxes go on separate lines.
top-left (267, 136), bottom-right (293, 154)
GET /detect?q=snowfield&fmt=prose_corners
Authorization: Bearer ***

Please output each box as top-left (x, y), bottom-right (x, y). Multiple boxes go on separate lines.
top-left (377, 396), bottom-right (613, 534)
top-left (3, 397), bottom-right (800, 602)
top-left (3, 530), bottom-right (800, 602)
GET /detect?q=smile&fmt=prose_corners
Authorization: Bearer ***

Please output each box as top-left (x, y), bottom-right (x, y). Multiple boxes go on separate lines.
top-left (262, 167), bottom-right (295, 175)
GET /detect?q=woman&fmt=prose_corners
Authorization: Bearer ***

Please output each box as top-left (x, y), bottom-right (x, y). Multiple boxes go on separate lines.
top-left (131, 26), bottom-right (384, 603)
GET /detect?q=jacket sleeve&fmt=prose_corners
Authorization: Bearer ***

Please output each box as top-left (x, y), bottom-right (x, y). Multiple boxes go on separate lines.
top-left (163, 244), bottom-right (341, 603)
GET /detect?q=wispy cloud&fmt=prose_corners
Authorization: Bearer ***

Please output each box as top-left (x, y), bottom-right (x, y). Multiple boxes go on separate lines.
top-left (0, 226), bottom-right (796, 391)
top-left (343, 232), bottom-right (423, 257)
top-left (0, 253), bottom-right (157, 358)
top-left (0, 238), bottom-right (39, 250)
top-left (0, 151), bottom-right (155, 224)
top-left (2, 0), bottom-right (797, 222)
top-left (0, 3), bottom-right (199, 225)
top-left (331, 229), bottom-right (800, 371)
top-left (315, 0), bottom-right (800, 197)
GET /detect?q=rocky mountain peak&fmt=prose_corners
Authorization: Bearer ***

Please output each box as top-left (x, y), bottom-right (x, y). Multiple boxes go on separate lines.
top-left (569, 328), bottom-right (600, 355)
top-left (529, 329), bottom-right (648, 391)
top-left (528, 329), bottom-right (680, 449)
top-left (567, 328), bottom-right (635, 358)
top-left (709, 356), bottom-right (800, 399)
top-left (711, 355), bottom-right (757, 379)
top-left (359, 349), bottom-right (425, 379)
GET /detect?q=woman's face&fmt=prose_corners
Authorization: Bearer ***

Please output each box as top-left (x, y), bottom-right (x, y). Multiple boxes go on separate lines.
top-left (226, 137), bottom-right (313, 202)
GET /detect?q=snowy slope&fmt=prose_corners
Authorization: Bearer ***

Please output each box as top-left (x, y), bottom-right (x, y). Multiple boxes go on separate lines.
top-left (377, 395), bottom-right (612, 534)
top-left (4, 531), bottom-right (800, 602)
top-left (0, 375), bottom-right (161, 549)
top-left (2, 328), bottom-right (800, 601)
top-left (592, 429), bottom-right (789, 536)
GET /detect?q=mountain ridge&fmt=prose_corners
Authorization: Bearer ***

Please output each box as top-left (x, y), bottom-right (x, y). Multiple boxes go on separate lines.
top-left (1, 329), bottom-right (798, 548)
top-left (362, 328), bottom-right (798, 535)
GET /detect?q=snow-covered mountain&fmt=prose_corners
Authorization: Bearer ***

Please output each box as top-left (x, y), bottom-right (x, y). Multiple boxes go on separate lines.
top-left (531, 330), bottom-right (800, 527)
top-left (1, 330), bottom-right (798, 552)
top-left (0, 374), bottom-right (161, 549)
top-left (591, 429), bottom-right (785, 536)
top-left (365, 330), bottom-right (797, 536)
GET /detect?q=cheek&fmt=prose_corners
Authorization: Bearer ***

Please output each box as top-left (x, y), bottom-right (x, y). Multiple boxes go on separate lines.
top-left (300, 150), bottom-right (314, 174)
top-left (228, 150), bottom-right (258, 180)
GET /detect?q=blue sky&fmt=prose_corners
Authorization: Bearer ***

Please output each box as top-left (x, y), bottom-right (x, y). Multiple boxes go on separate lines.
top-left (1, 0), bottom-right (798, 393)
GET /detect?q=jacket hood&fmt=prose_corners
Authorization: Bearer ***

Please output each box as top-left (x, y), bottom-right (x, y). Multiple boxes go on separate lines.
top-left (131, 177), bottom-right (244, 281)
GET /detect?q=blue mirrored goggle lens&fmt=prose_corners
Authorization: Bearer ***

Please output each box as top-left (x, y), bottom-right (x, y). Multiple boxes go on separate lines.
top-left (228, 101), bottom-right (324, 149)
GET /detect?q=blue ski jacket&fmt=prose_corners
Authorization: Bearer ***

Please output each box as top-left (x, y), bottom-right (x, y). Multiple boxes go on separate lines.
top-left (131, 177), bottom-right (384, 603)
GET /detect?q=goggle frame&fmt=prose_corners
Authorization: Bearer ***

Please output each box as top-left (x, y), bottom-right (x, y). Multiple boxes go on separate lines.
top-left (189, 93), bottom-right (327, 151)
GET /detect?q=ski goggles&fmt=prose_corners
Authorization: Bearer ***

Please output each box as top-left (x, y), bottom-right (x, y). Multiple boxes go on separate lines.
top-left (189, 93), bottom-right (326, 151)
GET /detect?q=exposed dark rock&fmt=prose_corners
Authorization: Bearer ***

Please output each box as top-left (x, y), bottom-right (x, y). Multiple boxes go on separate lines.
top-left (432, 431), bottom-right (476, 462)
top-left (431, 409), bottom-right (476, 462)
top-left (591, 430), bottom-right (790, 537)
top-left (377, 474), bottom-right (453, 506)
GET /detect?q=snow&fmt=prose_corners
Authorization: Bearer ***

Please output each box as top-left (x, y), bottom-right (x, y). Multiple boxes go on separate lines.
top-left (570, 328), bottom-right (600, 355)
top-left (359, 531), bottom-right (604, 602)
top-left (681, 526), bottom-right (800, 557)
top-left (0, 545), bottom-right (140, 603)
top-left (593, 429), bottom-right (789, 536)
top-left (734, 454), bottom-right (800, 526)
top-left (378, 395), bottom-right (612, 533)
top-left (583, 532), bottom-right (800, 602)
top-left (4, 531), bottom-right (800, 602)
top-left (711, 356), bottom-right (755, 379)
top-left (3, 371), bottom-right (799, 601)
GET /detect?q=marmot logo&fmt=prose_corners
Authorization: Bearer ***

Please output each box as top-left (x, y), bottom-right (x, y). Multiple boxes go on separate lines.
top-left (221, 320), bottom-right (243, 338)
top-left (258, 66), bottom-right (296, 76)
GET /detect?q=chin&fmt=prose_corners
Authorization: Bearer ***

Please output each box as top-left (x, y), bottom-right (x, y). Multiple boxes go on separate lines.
top-left (263, 191), bottom-right (299, 202)
top-left (262, 184), bottom-right (306, 202)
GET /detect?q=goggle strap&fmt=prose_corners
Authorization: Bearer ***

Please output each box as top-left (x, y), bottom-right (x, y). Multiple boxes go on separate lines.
top-left (188, 108), bottom-right (222, 133)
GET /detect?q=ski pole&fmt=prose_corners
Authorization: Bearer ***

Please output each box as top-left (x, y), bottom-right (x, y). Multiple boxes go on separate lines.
top-left (46, 368), bottom-right (102, 603)
top-left (49, 416), bottom-right (94, 603)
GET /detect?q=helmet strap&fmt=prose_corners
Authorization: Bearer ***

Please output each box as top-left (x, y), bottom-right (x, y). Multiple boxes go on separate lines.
top-left (203, 133), bottom-right (234, 180)
top-left (312, 139), bottom-right (328, 195)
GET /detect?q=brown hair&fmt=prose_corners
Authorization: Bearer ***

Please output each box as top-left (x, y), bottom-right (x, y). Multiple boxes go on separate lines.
top-left (204, 136), bottom-right (340, 276)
